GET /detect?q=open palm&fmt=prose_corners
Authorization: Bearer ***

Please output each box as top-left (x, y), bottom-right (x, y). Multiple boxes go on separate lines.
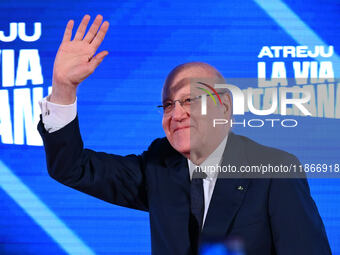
top-left (53, 14), bottom-right (109, 89)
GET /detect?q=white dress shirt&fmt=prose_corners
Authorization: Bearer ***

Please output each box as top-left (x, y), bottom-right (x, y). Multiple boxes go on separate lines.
top-left (187, 134), bottom-right (228, 227)
top-left (38, 96), bottom-right (77, 133)
top-left (39, 96), bottom-right (228, 227)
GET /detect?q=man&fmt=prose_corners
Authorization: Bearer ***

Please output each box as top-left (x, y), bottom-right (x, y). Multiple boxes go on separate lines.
top-left (38, 15), bottom-right (331, 254)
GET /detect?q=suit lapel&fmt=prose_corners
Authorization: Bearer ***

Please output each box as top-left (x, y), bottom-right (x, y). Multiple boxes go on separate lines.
top-left (163, 141), bottom-right (191, 189)
top-left (201, 132), bottom-right (251, 240)
top-left (161, 134), bottom-right (251, 241)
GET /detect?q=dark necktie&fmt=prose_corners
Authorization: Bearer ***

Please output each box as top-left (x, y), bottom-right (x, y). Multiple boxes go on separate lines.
top-left (190, 167), bottom-right (207, 254)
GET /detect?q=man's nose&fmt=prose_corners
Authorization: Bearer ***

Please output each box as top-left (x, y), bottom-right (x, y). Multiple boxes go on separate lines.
top-left (171, 101), bottom-right (188, 120)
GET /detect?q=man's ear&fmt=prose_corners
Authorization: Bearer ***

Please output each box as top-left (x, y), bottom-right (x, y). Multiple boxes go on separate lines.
top-left (222, 93), bottom-right (232, 118)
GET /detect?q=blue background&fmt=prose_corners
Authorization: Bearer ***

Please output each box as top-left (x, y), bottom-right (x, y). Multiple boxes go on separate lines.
top-left (0, 0), bottom-right (339, 254)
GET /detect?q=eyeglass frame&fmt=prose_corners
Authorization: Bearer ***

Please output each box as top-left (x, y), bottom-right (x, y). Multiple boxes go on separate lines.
top-left (157, 91), bottom-right (228, 115)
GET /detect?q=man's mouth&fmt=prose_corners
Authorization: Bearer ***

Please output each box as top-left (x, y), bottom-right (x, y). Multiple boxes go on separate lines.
top-left (173, 126), bottom-right (191, 133)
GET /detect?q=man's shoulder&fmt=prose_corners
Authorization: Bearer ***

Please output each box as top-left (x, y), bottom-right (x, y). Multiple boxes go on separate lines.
top-left (230, 132), bottom-right (300, 165)
top-left (147, 137), bottom-right (172, 152)
top-left (143, 137), bottom-right (179, 162)
top-left (146, 134), bottom-right (300, 162)
top-left (144, 133), bottom-right (301, 167)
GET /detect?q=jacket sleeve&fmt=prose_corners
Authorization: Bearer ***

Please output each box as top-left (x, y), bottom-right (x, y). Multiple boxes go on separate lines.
top-left (269, 155), bottom-right (331, 254)
top-left (37, 115), bottom-right (148, 211)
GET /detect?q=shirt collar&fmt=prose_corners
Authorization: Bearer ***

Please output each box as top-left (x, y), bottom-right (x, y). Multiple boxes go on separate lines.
top-left (188, 133), bottom-right (229, 180)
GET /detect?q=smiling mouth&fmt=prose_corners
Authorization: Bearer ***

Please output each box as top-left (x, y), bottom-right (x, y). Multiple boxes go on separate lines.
top-left (173, 126), bottom-right (191, 133)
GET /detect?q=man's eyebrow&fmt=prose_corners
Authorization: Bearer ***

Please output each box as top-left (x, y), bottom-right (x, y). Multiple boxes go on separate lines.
top-left (162, 97), bottom-right (174, 104)
top-left (162, 93), bottom-right (192, 103)
top-left (196, 81), bottom-right (211, 86)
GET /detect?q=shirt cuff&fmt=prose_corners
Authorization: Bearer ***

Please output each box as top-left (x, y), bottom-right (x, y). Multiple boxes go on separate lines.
top-left (38, 95), bottom-right (77, 133)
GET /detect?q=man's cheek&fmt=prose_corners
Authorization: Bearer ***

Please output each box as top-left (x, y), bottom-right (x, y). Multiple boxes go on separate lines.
top-left (162, 120), bottom-right (169, 134)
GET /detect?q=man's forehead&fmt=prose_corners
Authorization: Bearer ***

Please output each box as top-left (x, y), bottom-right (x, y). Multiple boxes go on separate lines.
top-left (162, 78), bottom-right (190, 101)
top-left (162, 77), bottom-right (221, 102)
top-left (161, 62), bottom-right (226, 101)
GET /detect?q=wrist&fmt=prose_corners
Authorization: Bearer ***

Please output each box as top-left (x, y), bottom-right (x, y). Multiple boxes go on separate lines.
top-left (50, 84), bottom-right (77, 105)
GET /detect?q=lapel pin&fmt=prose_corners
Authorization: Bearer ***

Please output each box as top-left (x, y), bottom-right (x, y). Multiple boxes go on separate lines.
top-left (237, 185), bottom-right (244, 191)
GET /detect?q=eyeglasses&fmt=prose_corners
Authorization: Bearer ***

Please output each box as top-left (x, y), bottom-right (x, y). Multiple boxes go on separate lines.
top-left (157, 92), bottom-right (227, 115)
top-left (157, 95), bottom-right (201, 115)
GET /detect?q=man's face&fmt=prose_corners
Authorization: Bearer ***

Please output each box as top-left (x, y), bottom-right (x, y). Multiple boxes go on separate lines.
top-left (162, 67), bottom-right (231, 161)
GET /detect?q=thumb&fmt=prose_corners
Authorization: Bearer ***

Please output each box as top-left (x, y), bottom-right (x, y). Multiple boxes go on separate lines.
top-left (90, 50), bottom-right (109, 69)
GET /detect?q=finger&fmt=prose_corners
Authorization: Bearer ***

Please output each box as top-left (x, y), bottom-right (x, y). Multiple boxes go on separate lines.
top-left (62, 20), bottom-right (74, 42)
top-left (91, 21), bottom-right (109, 50)
top-left (73, 14), bottom-right (91, 41)
top-left (90, 50), bottom-right (109, 69)
top-left (83, 14), bottom-right (103, 43)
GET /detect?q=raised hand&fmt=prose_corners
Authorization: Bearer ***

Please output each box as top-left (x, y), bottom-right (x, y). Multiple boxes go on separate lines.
top-left (50, 15), bottom-right (109, 104)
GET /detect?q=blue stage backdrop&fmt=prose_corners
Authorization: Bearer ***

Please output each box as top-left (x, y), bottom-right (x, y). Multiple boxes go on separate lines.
top-left (0, 0), bottom-right (339, 254)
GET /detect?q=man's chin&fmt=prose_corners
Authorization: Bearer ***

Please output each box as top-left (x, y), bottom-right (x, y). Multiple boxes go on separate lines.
top-left (170, 135), bottom-right (202, 156)
top-left (171, 141), bottom-right (190, 156)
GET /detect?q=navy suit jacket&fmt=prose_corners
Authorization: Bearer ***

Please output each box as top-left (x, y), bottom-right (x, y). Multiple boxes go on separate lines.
top-left (38, 116), bottom-right (331, 255)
